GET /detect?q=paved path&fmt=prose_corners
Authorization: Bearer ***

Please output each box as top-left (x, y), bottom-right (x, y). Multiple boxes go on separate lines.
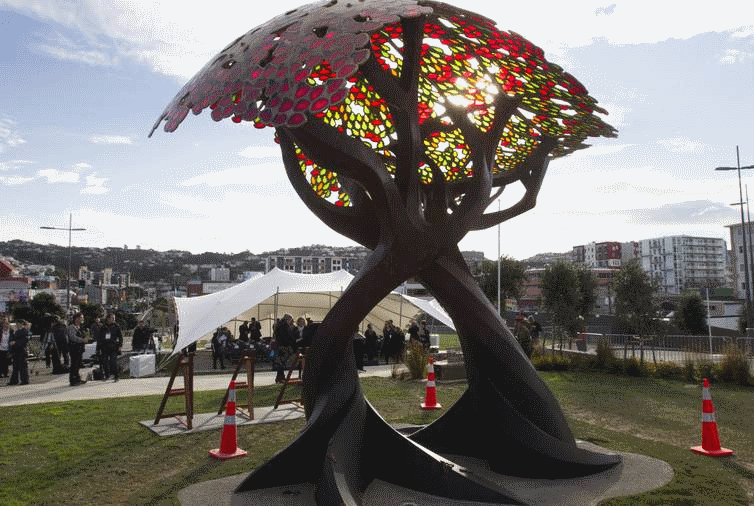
top-left (0, 361), bottom-right (401, 407)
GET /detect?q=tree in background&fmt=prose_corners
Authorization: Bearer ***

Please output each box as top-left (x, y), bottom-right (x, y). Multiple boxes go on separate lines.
top-left (612, 260), bottom-right (658, 337)
top-left (674, 293), bottom-right (707, 335)
top-left (79, 302), bottom-right (105, 330)
top-left (575, 266), bottom-right (597, 323)
top-left (477, 256), bottom-right (527, 311)
top-left (12, 292), bottom-right (65, 335)
top-left (113, 309), bottom-right (138, 331)
top-left (542, 261), bottom-right (596, 347)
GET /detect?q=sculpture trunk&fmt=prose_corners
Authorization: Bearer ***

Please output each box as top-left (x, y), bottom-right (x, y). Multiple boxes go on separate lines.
top-left (411, 247), bottom-right (621, 477)
top-left (234, 244), bottom-right (527, 504)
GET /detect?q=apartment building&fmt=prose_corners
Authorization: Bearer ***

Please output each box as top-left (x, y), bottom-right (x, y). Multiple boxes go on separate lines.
top-left (726, 222), bottom-right (754, 299)
top-left (265, 255), bottom-right (344, 274)
top-left (572, 241), bottom-right (622, 268)
top-left (640, 235), bottom-right (726, 295)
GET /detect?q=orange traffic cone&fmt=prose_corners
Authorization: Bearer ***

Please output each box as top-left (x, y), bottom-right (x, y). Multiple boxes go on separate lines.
top-left (690, 378), bottom-right (733, 457)
top-left (421, 355), bottom-right (441, 410)
top-left (210, 380), bottom-right (248, 460)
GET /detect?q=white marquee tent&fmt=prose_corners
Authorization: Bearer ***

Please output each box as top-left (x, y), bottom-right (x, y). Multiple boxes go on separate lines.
top-left (171, 267), bottom-right (455, 354)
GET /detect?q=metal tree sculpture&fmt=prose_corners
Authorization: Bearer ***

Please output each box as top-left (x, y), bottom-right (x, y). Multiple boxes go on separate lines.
top-left (151, 0), bottom-right (621, 503)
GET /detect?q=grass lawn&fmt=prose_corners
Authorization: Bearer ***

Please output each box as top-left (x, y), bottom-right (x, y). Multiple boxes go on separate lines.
top-left (1, 373), bottom-right (752, 505)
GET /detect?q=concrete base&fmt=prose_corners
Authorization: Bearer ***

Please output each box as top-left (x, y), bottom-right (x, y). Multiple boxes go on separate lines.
top-left (140, 404), bottom-right (305, 437)
top-left (178, 441), bottom-right (673, 506)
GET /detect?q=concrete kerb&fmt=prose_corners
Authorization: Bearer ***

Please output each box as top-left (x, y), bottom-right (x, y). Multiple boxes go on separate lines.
top-left (178, 440), bottom-right (673, 506)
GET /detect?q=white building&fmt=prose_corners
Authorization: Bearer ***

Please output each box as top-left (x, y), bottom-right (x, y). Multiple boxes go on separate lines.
top-left (640, 235), bottom-right (727, 295)
top-left (726, 221), bottom-right (754, 300)
top-left (210, 267), bottom-right (230, 282)
top-left (265, 255), bottom-right (345, 274)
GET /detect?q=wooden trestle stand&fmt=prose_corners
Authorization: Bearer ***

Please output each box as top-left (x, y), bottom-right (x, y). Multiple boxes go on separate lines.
top-left (274, 349), bottom-right (306, 409)
top-left (154, 352), bottom-right (195, 429)
top-left (217, 350), bottom-right (256, 419)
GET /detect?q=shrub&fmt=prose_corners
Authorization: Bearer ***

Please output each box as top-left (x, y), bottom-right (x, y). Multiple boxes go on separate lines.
top-left (530, 344), bottom-right (544, 362)
top-left (719, 343), bottom-right (753, 386)
top-left (403, 341), bottom-right (428, 380)
top-left (624, 357), bottom-right (646, 377)
top-left (683, 359), bottom-right (696, 383)
top-left (534, 353), bottom-right (570, 371)
top-left (650, 361), bottom-right (684, 380)
top-left (594, 337), bottom-right (616, 370)
top-left (697, 360), bottom-right (718, 383)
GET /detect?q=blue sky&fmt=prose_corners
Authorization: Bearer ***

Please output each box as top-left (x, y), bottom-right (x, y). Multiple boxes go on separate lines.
top-left (1, 0), bottom-right (753, 260)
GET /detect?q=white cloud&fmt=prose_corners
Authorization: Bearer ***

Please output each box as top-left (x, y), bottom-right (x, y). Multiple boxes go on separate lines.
top-left (81, 174), bottom-right (109, 194)
top-left (89, 135), bottom-right (134, 145)
top-left (74, 162), bottom-right (92, 170)
top-left (657, 137), bottom-right (709, 153)
top-left (0, 160), bottom-right (35, 172)
top-left (38, 42), bottom-right (118, 66)
top-left (595, 4), bottom-right (616, 16)
top-left (731, 26), bottom-right (754, 38)
top-left (0, 175), bottom-right (35, 186)
top-left (60, 193), bottom-right (353, 254)
top-left (37, 169), bottom-right (80, 184)
top-left (180, 162), bottom-right (287, 186)
top-left (559, 143), bottom-right (634, 162)
top-left (238, 145), bottom-right (283, 159)
top-left (5, 0), bottom-right (754, 81)
top-left (0, 117), bottom-right (26, 154)
top-left (720, 49), bottom-right (754, 64)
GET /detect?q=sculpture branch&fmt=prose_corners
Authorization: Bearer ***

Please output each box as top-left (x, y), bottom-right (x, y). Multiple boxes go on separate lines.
top-left (278, 129), bottom-right (380, 249)
top-left (421, 156), bottom-right (450, 223)
top-left (471, 136), bottom-right (557, 230)
top-left (396, 15), bottom-right (427, 220)
top-left (486, 186), bottom-right (505, 207)
top-left (399, 15), bottom-right (424, 96)
top-left (288, 118), bottom-right (400, 214)
top-left (482, 93), bottom-right (522, 164)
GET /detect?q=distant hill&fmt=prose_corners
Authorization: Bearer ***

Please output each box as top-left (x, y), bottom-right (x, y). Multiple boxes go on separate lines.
top-left (0, 240), bottom-right (371, 285)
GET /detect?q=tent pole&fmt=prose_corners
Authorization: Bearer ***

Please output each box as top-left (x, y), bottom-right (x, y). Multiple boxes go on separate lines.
top-left (275, 287), bottom-right (279, 323)
top-left (399, 290), bottom-right (404, 330)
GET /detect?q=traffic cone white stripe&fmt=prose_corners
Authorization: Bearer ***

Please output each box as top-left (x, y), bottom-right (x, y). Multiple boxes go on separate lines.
top-left (209, 380), bottom-right (247, 460)
top-left (690, 378), bottom-right (733, 457)
top-left (421, 355), bottom-right (441, 410)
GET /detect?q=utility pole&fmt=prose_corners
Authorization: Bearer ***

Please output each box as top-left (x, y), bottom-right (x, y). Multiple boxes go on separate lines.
top-left (715, 146), bottom-right (754, 325)
top-left (40, 213), bottom-right (86, 315)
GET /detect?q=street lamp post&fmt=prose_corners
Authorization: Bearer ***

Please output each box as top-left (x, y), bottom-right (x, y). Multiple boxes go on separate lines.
top-left (40, 213), bottom-right (86, 315)
top-left (715, 146), bottom-right (754, 325)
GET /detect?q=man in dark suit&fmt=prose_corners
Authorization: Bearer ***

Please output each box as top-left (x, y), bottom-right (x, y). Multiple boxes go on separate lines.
top-left (67, 313), bottom-right (88, 386)
top-left (8, 319), bottom-right (30, 385)
top-left (97, 314), bottom-right (123, 382)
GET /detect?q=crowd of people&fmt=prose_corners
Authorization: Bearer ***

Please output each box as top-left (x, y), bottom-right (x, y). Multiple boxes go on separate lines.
top-left (1, 310), bottom-right (445, 388)
top-left (209, 317), bottom-right (266, 370)
top-left (204, 316), bottom-right (434, 380)
top-left (1, 312), bottom-right (128, 387)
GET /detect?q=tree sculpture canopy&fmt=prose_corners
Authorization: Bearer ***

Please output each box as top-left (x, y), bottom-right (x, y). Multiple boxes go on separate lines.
top-left (152, 1), bottom-right (620, 504)
top-left (152, 0), bottom-right (614, 234)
